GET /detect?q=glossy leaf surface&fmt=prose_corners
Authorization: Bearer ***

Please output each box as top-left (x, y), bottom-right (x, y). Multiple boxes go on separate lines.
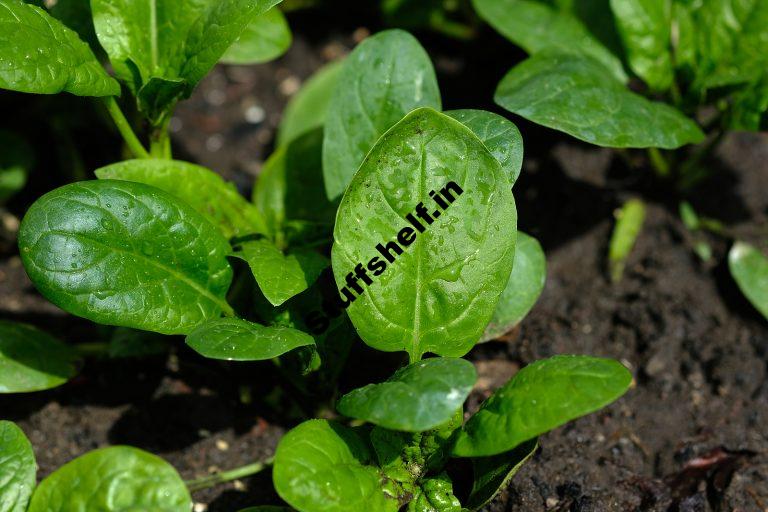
top-left (0, 321), bottom-right (79, 393)
top-left (19, 180), bottom-right (233, 335)
top-left (332, 108), bottom-right (516, 360)
top-left (495, 52), bottom-right (704, 148)
top-left (0, 0), bottom-right (118, 96)
top-left (27, 446), bottom-right (192, 511)
top-left (0, 421), bottom-right (36, 512)
top-left (337, 358), bottom-right (476, 432)
top-left (445, 109), bottom-right (524, 186)
top-left (466, 439), bottom-right (537, 510)
top-left (186, 318), bottom-right (314, 361)
top-left (221, 7), bottom-right (291, 65)
top-left (729, 242), bottom-right (768, 321)
top-left (273, 420), bottom-right (400, 512)
top-left (323, 29), bottom-right (441, 200)
top-left (96, 159), bottom-right (267, 238)
top-left (482, 232), bottom-right (545, 341)
top-left (453, 355), bottom-right (632, 457)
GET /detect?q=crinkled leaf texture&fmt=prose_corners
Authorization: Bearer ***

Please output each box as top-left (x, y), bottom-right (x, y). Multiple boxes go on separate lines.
top-left (337, 358), bottom-right (476, 432)
top-left (0, 320), bottom-right (80, 393)
top-left (18, 180), bottom-right (233, 335)
top-left (277, 60), bottom-right (343, 147)
top-left (471, 0), bottom-right (627, 82)
top-left (332, 108), bottom-right (517, 360)
top-left (0, 0), bottom-right (118, 96)
top-left (729, 242), bottom-right (768, 321)
top-left (96, 159), bottom-right (267, 239)
top-left (482, 232), bottom-right (545, 342)
top-left (323, 29), bottom-right (441, 200)
top-left (0, 421), bottom-right (36, 512)
top-left (221, 7), bottom-right (291, 65)
top-left (273, 420), bottom-right (400, 512)
top-left (91, 0), bottom-right (280, 118)
top-left (186, 317), bottom-right (315, 361)
top-left (232, 239), bottom-right (328, 306)
top-left (453, 355), bottom-right (632, 457)
top-left (495, 52), bottom-right (704, 149)
top-left (27, 446), bottom-right (191, 512)
top-left (466, 438), bottom-right (538, 510)
top-left (445, 109), bottom-right (523, 186)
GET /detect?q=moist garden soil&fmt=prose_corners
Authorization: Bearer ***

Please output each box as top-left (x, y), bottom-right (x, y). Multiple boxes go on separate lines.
top-left (1, 6), bottom-right (767, 512)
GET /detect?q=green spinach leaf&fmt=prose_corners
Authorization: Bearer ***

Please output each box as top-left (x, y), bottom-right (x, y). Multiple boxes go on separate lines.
top-left (27, 446), bottom-right (191, 511)
top-left (273, 420), bottom-right (401, 512)
top-left (332, 108), bottom-right (516, 360)
top-left (337, 358), bottom-right (476, 432)
top-left (96, 159), bottom-right (268, 238)
top-left (608, 198), bottom-right (646, 282)
top-left (495, 52), bottom-right (704, 148)
top-left (0, 130), bottom-right (33, 204)
top-left (323, 29), bottom-right (441, 200)
top-left (0, 0), bottom-right (118, 96)
top-left (0, 421), bottom-right (36, 512)
top-left (482, 232), bottom-right (545, 341)
top-left (221, 7), bottom-right (291, 65)
top-left (465, 439), bottom-right (537, 510)
top-left (19, 180), bottom-right (234, 335)
top-left (186, 317), bottom-right (314, 360)
top-left (729, 241), bottom-right (768, 321)
top-left (0, 321), bottom-right (80, 393)
top-left (453, 355), bottom-right (632, 457)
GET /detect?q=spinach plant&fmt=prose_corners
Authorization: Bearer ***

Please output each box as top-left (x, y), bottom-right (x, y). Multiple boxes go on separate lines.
top-left (3, 24), bottom-right (633, 511)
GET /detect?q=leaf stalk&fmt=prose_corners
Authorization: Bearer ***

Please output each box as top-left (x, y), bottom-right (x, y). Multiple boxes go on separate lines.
top-left (185, 457), bottom-right (274, 492)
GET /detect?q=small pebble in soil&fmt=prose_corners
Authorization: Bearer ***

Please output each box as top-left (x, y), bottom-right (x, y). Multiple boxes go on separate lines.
top-left (279, 76), bottom-right (300, 97)
top-left (215, 439), bottom-right (230, 451)
top-left (244, 105), bottom-right (266, 125)
top-left (206, 134), bottom-right (224, 152)
top-left (193, 503), bottom-right (207, 512)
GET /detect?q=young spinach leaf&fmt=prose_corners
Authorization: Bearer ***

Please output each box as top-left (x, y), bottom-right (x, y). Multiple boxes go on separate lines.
top-left (332, 108), bottom-right (516, 360)
top-left (186, 317), bottom-right (315, 360)
top-left (27, 446), bottom-right (192, 511)
top-left (452, 355), bottom-right (632, 457)
top-left (471, 0), bottom-right (627, 82)
top-left (232, 239), bottom-right (328, 306)
top-left (0, 421), bottom-right (36, 512)
top-left (18, 180), bottom-right (234, 334)
top-left (465, 438), bottom-right (538, 510)
top-left (482, 232), bottom-right (546, 341)
top-left (609, 198), bottom-right (646, 282)
top-left (610, 0), bottom-right (673, 91)
top-left (495, 52), bottom-right (705, 148)
top-left (273, 420), bottom-right (401, 512)
top-left (323, 29), bottom-right (441, 200)
top-left (408, 473), bottom-right (461, 512)
top-left (0, 0), bottom-right (119, 96)
top-left (0, 130), bottom-right (33, 204)
top-left (337, 358), bottom-right (476, 432)
top-left (729, 241), bottom-right (768, 321)
top-left (221, 7), bottom-right (291, 65)
top-left (444, 109), bottom-right (524, 186)
top-left (0, 320), bottom-right (80, 393)
top-left (96, 159), bottom-right (268, 238)
top-left (277, 60), bottom-right (343, 147)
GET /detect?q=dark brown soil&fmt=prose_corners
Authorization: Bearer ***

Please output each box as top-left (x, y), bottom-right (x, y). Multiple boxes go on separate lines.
top-left (1, 7), bottom-right (767, 512)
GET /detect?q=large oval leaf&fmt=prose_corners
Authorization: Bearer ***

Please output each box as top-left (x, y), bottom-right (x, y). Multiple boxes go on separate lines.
top-left (186, 318), bottom-right (314, 361)
top-left (277, 60), bottom-right (344, 147)
top-left (322, 29), bottom-right (441, 200)
top-left (445, 109), bottom-right (524, 186)
top-left (221, 7), bottom-right (291, 65)
top-left (0, 0), bottom-right (119, 96)
top-left (273, 420), bottom-right (400, 512)
top-left (481, 232), bottom-right (545, 342)
top-left (337, 358), bottom-right (476, 432)
top-left (18, 180), bottom-right (234, 335)
top-left (495, 52), bottom-right (705, 148)
top-left (332, 108), bottom-right (516, 360)
top-left (0, 321), bottom-right (80, 393)
top-left (472, 0), bottom-right (627, 82)
top-left (453, 355), bottom-right (632, 457)
top-left (27, 446), bottom-right (191, 511)
top-left (0, 421), bottom-right (36, 512)
top-left (466, 439), bottom-right (537, 510)
top-left (729, 241), bottom-right (768, 321)
top-left (96, 159), bottom-right (267, 239)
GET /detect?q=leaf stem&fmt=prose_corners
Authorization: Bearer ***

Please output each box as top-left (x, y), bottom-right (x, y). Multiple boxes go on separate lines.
top-left (102, 97), bottom-right (150, 159)
top-left (185, 457), bottom-right (274, 492)
top-left (149, 116), bottom-right (172, 159)
top-left (647, 147), bottom-right (671, 178)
